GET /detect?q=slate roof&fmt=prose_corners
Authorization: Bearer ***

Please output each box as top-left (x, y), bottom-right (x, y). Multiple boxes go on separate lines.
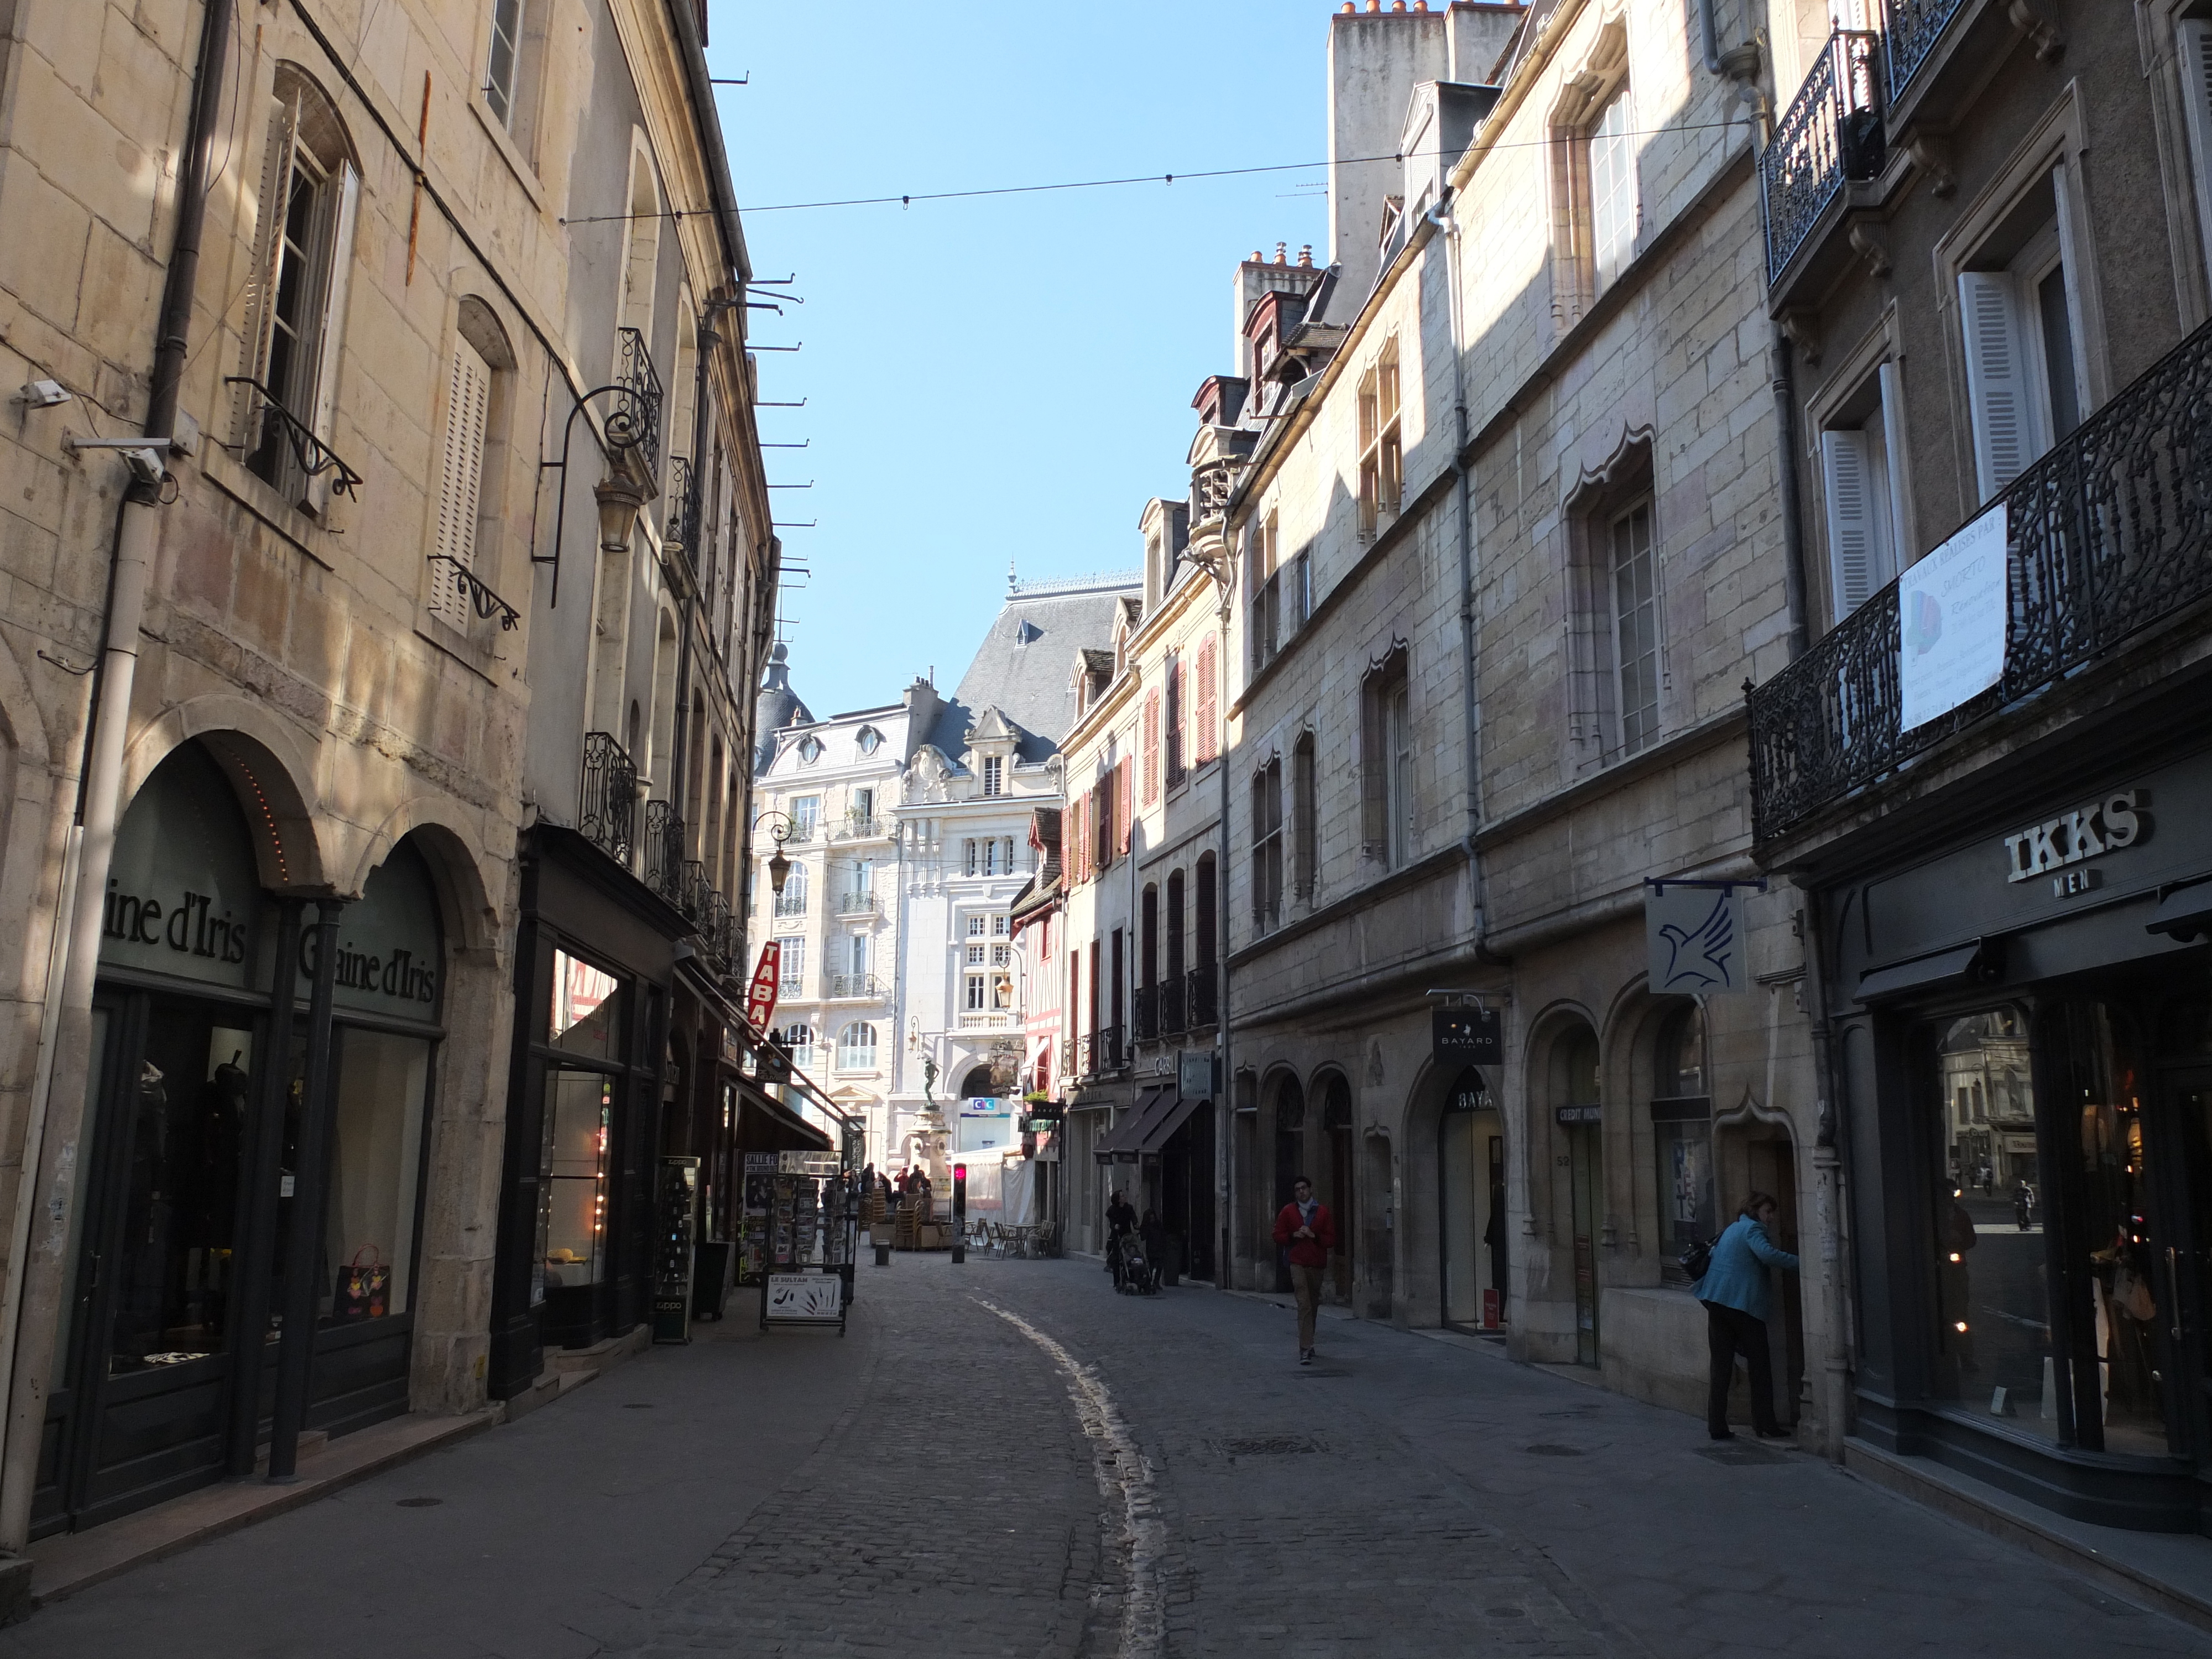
top-left (752, 643), bottom-right (815, 775)
top-left (924, 578), bottom-right (1137, 764)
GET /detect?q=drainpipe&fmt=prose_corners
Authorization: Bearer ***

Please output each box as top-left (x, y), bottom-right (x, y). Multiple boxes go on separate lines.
top-left (1695, 0), bottom-right (1725, 74)
top-left (1214, 580), bottom-right (1235, 1292)
top-left (0, 0), bottom-right (234, 1549)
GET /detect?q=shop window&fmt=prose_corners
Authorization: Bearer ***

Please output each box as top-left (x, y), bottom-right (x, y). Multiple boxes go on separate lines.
top-left (326, 1030), bottom-right (430, 1322)
top-left (540, 1070), bottom-right (612, 1296)
top-left (240, 68), bottom-right (361, 514)
top-left (1651, 1004), bottom-right (1714, 1286)
top-left (552, 950), bottom-right (623, 1060)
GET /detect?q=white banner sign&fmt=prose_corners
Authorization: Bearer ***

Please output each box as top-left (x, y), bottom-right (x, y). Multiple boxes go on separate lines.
top-left (1646, 884), bottom-right (1747, 995)
top-left (765, 1274), bottom-right (842, 1323)
top-left (1899, 504), bottom-right (2007, 731)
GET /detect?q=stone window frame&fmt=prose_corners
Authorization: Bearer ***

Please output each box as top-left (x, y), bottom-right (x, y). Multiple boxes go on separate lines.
top-left (1545, 16), bottom-right (1634, 338)
top-left (1560, 432), bottom-right (1663, 775)
top-left (1803, 308), bottom-right (1917, 635)
top-left (1358, 641), bottom-right (1413, 867)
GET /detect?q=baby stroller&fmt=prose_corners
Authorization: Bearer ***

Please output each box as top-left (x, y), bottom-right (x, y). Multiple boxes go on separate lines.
top-left (1118, 1234), bottom-right (1161, 1296)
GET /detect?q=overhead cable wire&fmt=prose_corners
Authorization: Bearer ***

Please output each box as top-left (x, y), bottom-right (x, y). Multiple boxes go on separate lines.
top-left (557, 122), bottom-right (1749, 224)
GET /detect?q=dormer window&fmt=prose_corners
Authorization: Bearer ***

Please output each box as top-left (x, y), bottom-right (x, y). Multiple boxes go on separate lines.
top-left (797, 734), bottom-right (823, 764)
top-left (982, 756), bottom-right (1004, 798)
top-left (856, 726), bottom-right (881, 755)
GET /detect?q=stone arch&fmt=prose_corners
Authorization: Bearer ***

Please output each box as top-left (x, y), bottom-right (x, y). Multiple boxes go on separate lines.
top-left (1524, 1000), bottom-right (1605, 1364)
top-left (347, 797), bottom-right (503, 952)
top-left (958, 1063), bottom-right (995, 1099)
top-left (1312, 1067), bottom-right (1358, 1302)
top-left (121, 697), bottom-right (327, 890)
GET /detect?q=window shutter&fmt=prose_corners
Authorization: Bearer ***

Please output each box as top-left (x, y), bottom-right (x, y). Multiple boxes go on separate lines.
top-left (435, 342), bottom-right (493, 573)
top-left (1119, 758), bottom-right (1134, 853)
top-left (2178, 22), bottom-right (2212, 278)
top-left (1820, 429), bottom-right (1878, 619)
top-left (1958, 272), bottom-right (2034, 502)
top-left (240, 95), bottom-right (301, 436)
top-left (1195, 637), bottom-right (1217, 762)
top-left (1142, 690), bottom-right (1160, 806)
top-left (303, 161), bottom-right (362, 514)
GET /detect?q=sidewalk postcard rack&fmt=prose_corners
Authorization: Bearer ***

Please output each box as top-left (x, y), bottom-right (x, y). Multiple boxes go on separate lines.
top-left (759, 1147), bottom-right (854, 1335)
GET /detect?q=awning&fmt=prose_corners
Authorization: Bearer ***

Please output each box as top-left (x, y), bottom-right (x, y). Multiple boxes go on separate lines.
top-left (1857, 939), bottom-right (2001, 1001)
top-left (2149, 879), bottom-right (2212, 943)
top-left (1093, 1084), bottom-right (1176, 1165)
top-left (732, 1073), bottom-right (833, 1151)
top-left (1133, 1091), bottom-right (1204, 1157)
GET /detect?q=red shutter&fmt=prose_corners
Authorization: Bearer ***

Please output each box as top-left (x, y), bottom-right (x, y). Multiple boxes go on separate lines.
top-left (1142, 690), bottom-right (1161, 806)
top-left (1073, 794), bottom-right (1087, 884)
top-left (1196, 636), bottom-right (1218, 763)
top-left (1119, 758), bottom-right (1134, 853)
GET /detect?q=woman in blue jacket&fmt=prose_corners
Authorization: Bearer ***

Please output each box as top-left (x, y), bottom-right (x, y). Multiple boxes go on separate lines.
top-left (1694, 1191), bottom-right (1799, 1441)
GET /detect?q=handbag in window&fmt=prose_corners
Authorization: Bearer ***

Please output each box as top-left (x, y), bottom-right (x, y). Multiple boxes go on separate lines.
top-left (334, 1245), bottom-right (390, 1322)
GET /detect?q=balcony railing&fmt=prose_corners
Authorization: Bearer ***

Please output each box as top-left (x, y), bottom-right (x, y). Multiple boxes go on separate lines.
top-left (225, 374), bottom-right (366, 502)
top-left (425, 555), bottom-right (520, 634)
top-left (830, 973), bottom-right (881, 999)
top-left (1161, 975), bottom-right (1187, 1037)
top-left (1134, 984), bottom-right (1160, 1043)
top-left (578, 733), bottom-right (637, 865)
top-left (1095, 1024), bottom-right (1124, 1074)
top-left (609, 326), bottom-right (663, 472)
top-left (836, 815), bottom-right (887, 840)
top-left (1749, 315), bottom-right (2212, 844)
top-left (643, 800), bottom-right (685, 904)
top-left (701, 889), bottom-right (733, 972)
top-left (1881, 0), bottom-right (1970, 106)
top-left (958, 1011), bottom-right (1011, 1030)
top-left (1187, 967), bottom-right (1218, 1028)
top-left (836, 892), bottom-right (879, 916)
top-left (774, 890), bottom-right (808, 917)
top-left (782, 819), bottom-right (816, 846)
top-left (1761, 30), bottom-right (1883, 283)
top-left (662, 455), bottom-right (700, 572)
top-left (679, 859), bottom-right (709, 925)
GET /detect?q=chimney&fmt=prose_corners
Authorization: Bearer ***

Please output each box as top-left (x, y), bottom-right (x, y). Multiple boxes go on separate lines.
top-left (1328, 0), bottom-right (1448, 301)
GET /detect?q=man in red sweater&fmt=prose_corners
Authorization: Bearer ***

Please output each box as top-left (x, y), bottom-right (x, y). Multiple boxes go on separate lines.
top-left (1272, 1176), bottom-right (1336, 1365)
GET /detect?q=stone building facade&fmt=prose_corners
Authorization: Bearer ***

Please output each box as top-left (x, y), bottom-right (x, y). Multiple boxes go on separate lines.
top-left (0, 0), bottom-right (774, 1543)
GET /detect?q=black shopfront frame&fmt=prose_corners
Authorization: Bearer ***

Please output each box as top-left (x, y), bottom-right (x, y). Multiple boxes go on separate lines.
top-left (34, 959), bottom-right (442, 1539)
top-left (1822, 732), bottom-right (2212, 1534)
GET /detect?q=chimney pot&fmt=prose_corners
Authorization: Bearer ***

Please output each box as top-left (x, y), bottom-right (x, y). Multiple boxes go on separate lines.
top-left (1275, 241), bottom-right (1288, 264)
top-left (1298, 244), bottom-right (1314, 267)
top-left (1340, 2), bottom-right (1354, 10)
top-left (1392, 0), bottom-right (1407, 10)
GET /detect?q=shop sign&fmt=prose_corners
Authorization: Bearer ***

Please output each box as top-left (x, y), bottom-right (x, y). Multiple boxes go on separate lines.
top-left (1432, 1007), bottom-right (1501, 1065)
top-left (764, 1272), bottom-right (842, 1323)
top-left (1555, 1104), bottom-right (1602, 1126)
top-left (1900, 504), bottom-right (2007, 731)
top-left (778, 1150), bottom-right (839, 1177)
top-left (100, 744), bottom-right (265, 991)
top-left (745, 943), bottom-right (781, 1031)
top-left (316, 842), bottom-right (440, 1015)
top-left (956, 1098), bottom-right (1015, 1153)
top-left (2003, 790), bottom-right (2142, 888)
top-left (1178, 1050), bottom-right (1215, 1100)
top-left (1645, 883), bottom-right (1747, 994)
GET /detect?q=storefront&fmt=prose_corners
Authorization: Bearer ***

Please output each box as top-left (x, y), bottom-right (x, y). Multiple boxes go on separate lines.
top-left (35, 740), bottom-right (444, 1536)
top-left (488, 827), bottom-right (681, 1400)
top-left (1828, 742), bottom-right (2212, 1531)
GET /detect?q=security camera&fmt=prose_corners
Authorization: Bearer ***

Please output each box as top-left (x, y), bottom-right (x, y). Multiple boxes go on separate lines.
top-left (122, 447), bottom-right (165, 487)
top-left (18, 380), bottom-right (69, 408)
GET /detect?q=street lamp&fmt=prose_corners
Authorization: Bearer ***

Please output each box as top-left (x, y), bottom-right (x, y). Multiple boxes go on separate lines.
top-left (754, 808), bottom-right (796, 896)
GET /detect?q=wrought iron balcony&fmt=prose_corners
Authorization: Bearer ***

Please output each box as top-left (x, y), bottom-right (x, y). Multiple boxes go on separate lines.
top-left (1077, 1033), bottom-right (1096, 1079)
top-left (1761, 30), bottom-right (1883, 284)
top-left (1187, 967), bottom-right (1218, 1028)
top-left (1133, 984), bottom-right (1160, 1043)
top-left (425, 555), bottom-right (520, 634)
top-left (608, 326), bottom-right (663, 472)
top-left (781, 819), bottom-right (816, 846)
top-left (1161, 976), bottom-right (1187, 1037)
top-left (773, 890), bottom-right (808, 917)
top-left (830, 972), bottom-right (881, 999)
top-left (662, 455), bottom-right (700, 571)
top-left (701, 889), bottom-right (734, 972)
top-left (1881, 0), bottom-right (1970, 105)
top-left (1059, 1037), bottom-right (1075, 1078)
top-left (836, 891), bottom-right (878, 916)
top-left (643, 800), bottom-right (686, 904)
top-left (836, 815), bottom-right (888, 840)
top-left (1097, 1024), bottom-right (1124, 1073)
top-left (578, 733), bottom-right (637, 866)
top-left (1749, 316), bottom-right (2212, 844)
top-left (679, 859), bottom-right (709, 924)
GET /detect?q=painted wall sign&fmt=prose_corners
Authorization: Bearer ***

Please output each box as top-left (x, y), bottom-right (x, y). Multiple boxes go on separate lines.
top-left (2004, 790), bottom-right (2142, 886)
top-left (1900, 505), bottom-right (2007, 731)
top-left (100, 743), bottom-right (266, 990)
top-left (316, 841), bottom-right (441, 1015)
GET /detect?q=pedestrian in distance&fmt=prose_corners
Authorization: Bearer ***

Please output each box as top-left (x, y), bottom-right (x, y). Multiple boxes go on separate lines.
top-left (1272, 1177), bottom-right (1335, 1365)
top-left (1105, 1190), bottom-right (1136, 1286)
top-left (2014, 1176), bottom-right (2036, 1231)
top-left (1694, 1190), bottom-right (1799, 1441)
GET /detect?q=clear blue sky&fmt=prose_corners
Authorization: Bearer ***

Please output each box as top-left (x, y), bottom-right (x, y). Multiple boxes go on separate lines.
top-left (706, 4), bottom-right (1332, 717)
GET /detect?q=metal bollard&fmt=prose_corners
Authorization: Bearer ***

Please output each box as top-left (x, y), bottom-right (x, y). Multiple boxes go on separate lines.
top-left (875, 1241), bottom-right (891, 1266)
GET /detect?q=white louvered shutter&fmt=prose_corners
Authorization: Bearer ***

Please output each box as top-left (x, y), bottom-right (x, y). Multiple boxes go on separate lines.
top-left (1820, 429), bottom-right (1877, 619)
top-left (301, 161), bottom-right (361, 514)
top-left (1958, 272), bottom-right (2036, 502)
top-left (239, 96), bottom-right (300, 439)
top-left (431, 343), bottom-right (493, 628)
top-left (2180, 23), bottom-right (2212, 279)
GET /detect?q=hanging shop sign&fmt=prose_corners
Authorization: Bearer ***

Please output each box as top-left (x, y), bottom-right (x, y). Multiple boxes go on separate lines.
top-left (1645, 880), bottom-right (1754, 995)
top-left (1432, 1007), bottom-right (1501, 1065)
top-left (745, 943), bottom-right (781, 1031)
top-left (1899, 504), bottom-right (2007, 731)
top-left (2002, 789), bottom-right (2142, 891)
top-left (956, 1098), bottom-right (1015, 1153)
top-left (316, 841), bottom-right (441, 1016)
top-left (1178, 1050), bottom-right (1216, 1100)
top-left (100, 743), bottom-right (267, 990)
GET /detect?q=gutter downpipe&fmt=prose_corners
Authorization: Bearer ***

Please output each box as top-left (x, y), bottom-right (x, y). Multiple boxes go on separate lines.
top-left (0, 0), bottom-right (236, 1548)
top-left (1214, 574), bottom-right (1235, 1293)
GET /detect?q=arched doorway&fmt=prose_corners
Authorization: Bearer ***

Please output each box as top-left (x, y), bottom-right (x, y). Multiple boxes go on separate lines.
top-left (1439, 1066), bottom-right (1506, 1331)
top-left (958, 1063), bottom-right (996, 1099)
top-left (1321, 1074), bottom-right (1354, 1302)
top-left (1549, 1026), bottom-right (1603, 1366)
top-left (1271, 1073), bottom-right (1305, 1292)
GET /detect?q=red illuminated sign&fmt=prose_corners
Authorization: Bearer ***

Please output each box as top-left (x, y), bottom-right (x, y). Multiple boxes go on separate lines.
top-left (745, 942), bottom-right (781, 1032)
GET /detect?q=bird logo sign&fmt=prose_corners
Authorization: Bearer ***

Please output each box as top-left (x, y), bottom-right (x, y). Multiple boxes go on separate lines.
top-left (1646, 884), bottom-right (1746, 995)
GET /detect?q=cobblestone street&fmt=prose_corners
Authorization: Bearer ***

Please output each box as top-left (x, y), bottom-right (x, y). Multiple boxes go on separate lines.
top-left (8, 1255), bottom-right (2212, 1658)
